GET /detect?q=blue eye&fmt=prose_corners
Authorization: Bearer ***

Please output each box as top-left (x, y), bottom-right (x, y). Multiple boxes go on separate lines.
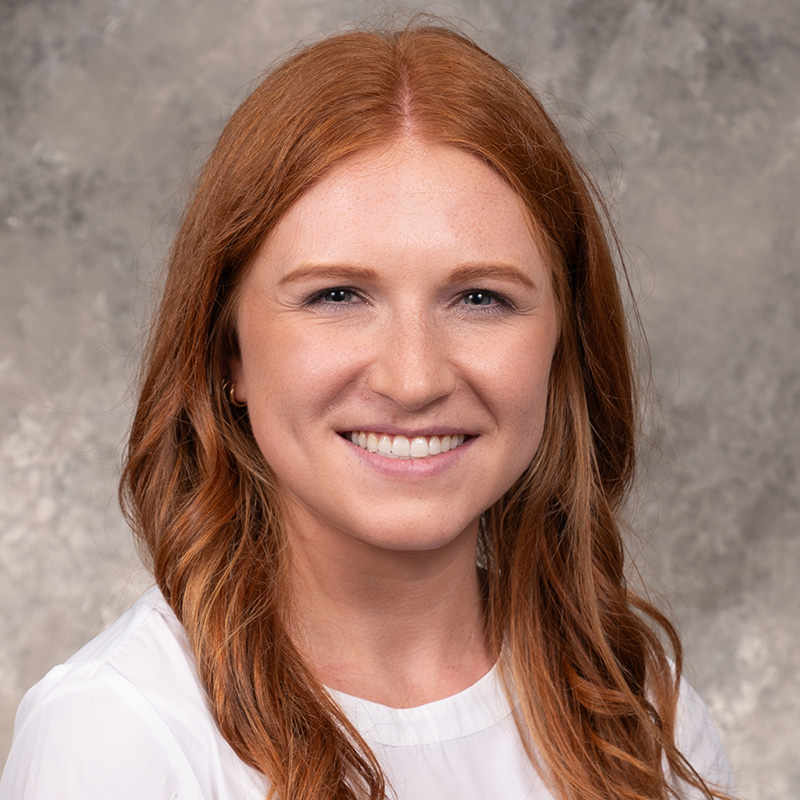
top-left (456, 290), bottom-right (516, 315)
top-left (307, 287), bottom-right (360, 306)
top-left (321, 289), bottom-right (354, 303)
top-left (463, 291), bottom-right (496, 306)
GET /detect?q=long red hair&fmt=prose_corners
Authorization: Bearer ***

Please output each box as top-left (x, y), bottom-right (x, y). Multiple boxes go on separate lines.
top-left (121, 22), bottom-right (732, 800)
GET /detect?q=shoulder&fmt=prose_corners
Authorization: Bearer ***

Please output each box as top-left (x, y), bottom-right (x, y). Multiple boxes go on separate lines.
top-left (0, 588), bottom-right (265, 800)
top-left (671, 676), bottom-right (733, 798)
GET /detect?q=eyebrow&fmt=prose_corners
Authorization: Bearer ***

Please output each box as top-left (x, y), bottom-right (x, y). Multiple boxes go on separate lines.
top-left (277, 261), bottom-right (537, 289)
top-left (447, 263), bottom-right (536, 290)
top-left (278, 265), bottom-right (380, 286)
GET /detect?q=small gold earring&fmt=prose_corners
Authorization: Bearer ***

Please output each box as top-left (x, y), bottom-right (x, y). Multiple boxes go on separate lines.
top-left (223, 379), bottom-right (246, 408)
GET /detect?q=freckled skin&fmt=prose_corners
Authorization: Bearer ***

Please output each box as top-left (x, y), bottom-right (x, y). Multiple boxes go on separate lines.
top-left (231, 138), bottom-right (558, 563)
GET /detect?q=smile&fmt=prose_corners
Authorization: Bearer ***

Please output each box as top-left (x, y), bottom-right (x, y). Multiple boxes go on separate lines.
top-left (346, 431), bottom-right (467, 459)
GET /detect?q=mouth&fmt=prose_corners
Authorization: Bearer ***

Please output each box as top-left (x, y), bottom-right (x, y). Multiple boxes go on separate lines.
top-left (343, 430), bottom-right (469, 459)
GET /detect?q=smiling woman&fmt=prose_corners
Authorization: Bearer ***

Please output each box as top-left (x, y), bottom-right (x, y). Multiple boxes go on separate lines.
top-left (230, 140), bottom-right (557, 568)
top-left (0, 20), bottom-right (734, 800)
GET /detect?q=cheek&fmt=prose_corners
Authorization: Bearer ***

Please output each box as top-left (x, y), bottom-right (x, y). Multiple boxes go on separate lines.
top-left (510, 379), bottom-right (551, 455)
top-left (473, 326), bottom-right (555, 399)
top-left (291, 331), bottom-right (364, 388)
top-left (485, 331), bottom-right (556, 459)
top-left (241, 321), bottom-right (363, 431)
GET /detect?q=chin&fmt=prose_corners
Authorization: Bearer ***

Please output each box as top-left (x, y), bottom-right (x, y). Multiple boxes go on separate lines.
top-left (347, 520), bottom-right (479, 554)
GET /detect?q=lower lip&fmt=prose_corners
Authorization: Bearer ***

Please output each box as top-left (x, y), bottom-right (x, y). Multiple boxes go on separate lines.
top-left (342, 435), bottom-right (475, 478)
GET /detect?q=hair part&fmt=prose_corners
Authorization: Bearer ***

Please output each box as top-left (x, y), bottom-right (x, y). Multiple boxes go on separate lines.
top-left (121, 20), bottom-right (733, 800)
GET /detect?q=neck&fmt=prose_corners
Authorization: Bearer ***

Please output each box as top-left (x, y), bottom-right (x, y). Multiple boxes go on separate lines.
top-left (283, 512), bottom-right (494, 708)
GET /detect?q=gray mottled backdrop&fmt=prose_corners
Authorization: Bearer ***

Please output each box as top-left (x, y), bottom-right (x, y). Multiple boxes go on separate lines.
top-left (1, 0), bottom-right (798, 796)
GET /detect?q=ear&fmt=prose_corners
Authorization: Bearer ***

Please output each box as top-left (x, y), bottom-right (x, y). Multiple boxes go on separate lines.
top-left (228, 355), bottom-right (247, 404)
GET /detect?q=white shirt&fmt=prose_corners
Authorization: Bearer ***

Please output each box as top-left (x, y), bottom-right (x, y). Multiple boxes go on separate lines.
top-left (0, 587), bottom-right (732, 799)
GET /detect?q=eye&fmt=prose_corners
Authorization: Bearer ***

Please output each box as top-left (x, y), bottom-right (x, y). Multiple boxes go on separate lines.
top-left (463, 291), bottom-right (497, 307)
top-left (306, 287), bottom-right (362, 306)
top-left (321, 288), bottom-right (354, 303)
top-left (458, 290), bottom-right (513, 312)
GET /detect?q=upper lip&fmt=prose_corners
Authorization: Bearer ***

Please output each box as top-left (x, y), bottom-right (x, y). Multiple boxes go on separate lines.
top-left (339, 426), bottom-right (474, 437)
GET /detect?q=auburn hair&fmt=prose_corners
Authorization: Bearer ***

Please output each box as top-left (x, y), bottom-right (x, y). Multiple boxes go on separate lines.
top-left (121, 21), bottom-right (732, 800)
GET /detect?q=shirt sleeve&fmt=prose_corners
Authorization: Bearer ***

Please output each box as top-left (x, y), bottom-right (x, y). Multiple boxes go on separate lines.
top-left (672, 677), bottom-right (734, 798)
top-left (0, 663), bottom-right (206, 800)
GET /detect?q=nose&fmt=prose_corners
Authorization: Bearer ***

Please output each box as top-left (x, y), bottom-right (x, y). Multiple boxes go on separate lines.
top-left (367, 314), bottom-right (457, 411)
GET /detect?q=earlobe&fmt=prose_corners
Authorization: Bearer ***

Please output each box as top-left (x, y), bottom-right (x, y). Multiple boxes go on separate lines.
top-left (226, 357), bottom-right (248, 406)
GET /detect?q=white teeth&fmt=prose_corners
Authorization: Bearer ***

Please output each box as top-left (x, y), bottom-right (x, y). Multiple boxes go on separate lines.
top-left (391, 435), bottom-right (411, 457)
top-left (410, 436), bottom-right (428, 458)
top-left (346, 431), bottom-right (467, 459)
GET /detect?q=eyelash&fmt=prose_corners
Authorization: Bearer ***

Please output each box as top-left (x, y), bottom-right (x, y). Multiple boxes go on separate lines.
top-left (304, 287), bottom-right (516, 313)
top-left (304, 287), bottom-right (365, 308)
top-left (457, 290), bottom-right (514, 313)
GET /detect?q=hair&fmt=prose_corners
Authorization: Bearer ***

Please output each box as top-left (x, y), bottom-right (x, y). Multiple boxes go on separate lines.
top-left (120, 21), bottom-right (733, 800)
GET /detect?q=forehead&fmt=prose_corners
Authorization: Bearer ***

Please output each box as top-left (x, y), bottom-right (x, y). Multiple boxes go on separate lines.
top-left (248, 138), bottom-right (550, 282)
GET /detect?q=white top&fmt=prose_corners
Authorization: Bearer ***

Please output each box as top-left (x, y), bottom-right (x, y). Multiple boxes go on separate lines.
top-left (0, 587), bottom-right (732, 799)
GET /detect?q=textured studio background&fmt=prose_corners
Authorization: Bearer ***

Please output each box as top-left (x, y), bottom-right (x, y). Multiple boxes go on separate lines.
top-left (1, 0), bottom-right (798, 796)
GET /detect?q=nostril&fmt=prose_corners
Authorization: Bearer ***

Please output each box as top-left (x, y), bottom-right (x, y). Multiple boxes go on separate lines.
top-left (367, 363), bottom-right (457, 411)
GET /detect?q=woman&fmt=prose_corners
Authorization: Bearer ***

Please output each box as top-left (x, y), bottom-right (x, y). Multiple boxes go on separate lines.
top-left (0, 22), bottom-right (733, 800)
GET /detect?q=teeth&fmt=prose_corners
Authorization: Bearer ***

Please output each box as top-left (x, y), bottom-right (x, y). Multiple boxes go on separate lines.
top-left (392, 436), bottom-right (411, 457)
top-left (410, 436), bottom-right (428, 458)
top-left (347, 431), bottom-right (467, 459)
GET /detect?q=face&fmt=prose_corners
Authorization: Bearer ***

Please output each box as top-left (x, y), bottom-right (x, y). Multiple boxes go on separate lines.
top-left (230, 139), bottom-right (558, 559)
